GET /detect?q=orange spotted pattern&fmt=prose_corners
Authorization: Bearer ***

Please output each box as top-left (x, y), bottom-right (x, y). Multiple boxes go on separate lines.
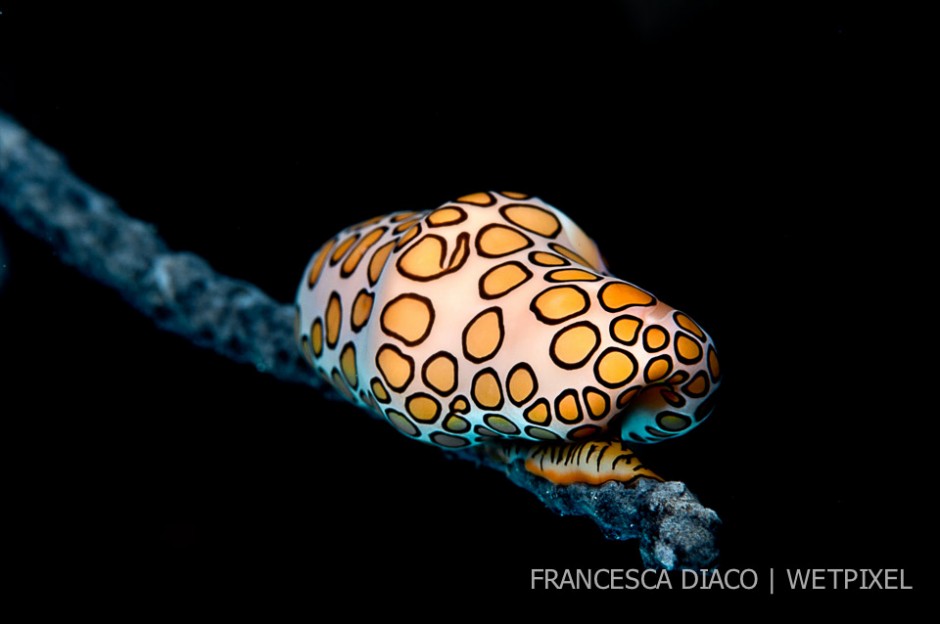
top-left (296, 192), bottom-right (720, 485)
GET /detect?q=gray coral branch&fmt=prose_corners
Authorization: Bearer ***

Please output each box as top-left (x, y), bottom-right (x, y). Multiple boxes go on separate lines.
top-left (0, 111), bottom-right (719, 569)
top-left (0, 112), bottom-right (315, 388)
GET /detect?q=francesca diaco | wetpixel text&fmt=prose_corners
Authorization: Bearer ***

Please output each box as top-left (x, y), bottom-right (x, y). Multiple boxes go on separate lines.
top-left (530, 568), bottom-right (914, 591)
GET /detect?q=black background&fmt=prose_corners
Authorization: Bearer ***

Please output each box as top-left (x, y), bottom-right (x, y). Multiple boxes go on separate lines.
top-left (0, 0), bottom-right (931, 612)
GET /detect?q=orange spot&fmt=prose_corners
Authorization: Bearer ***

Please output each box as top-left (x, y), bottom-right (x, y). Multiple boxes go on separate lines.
top-left (675, 333), bottom-right (703, 363)
top-left (708, 346), bottom-right (721, 381)
top-left (330, 233), bottom-right (360, 265)
top-left (500, 191), bottom-right (530, 199)
top-left (529, 251), bottom-right (568, 267)
top-left (531, 285), bottom-right (590, 324)
top-left (480, 261), bottom-right (532, 299)
top-left (545, 268), bottom-right (600, 282)
top-left (507, 364), bottom-right (537, 406)
top-left (595, 348), bottom-right (637, 388)
top-left (643, 326), bottom-right (669, 352)
top-left (675, 312), bottom-right (706, 340)
top-left (472, 369), bottom-right (503, 409)
top-left (683, 372), bottom-right (709, 397)
top-left (376, 344), bottom-right (414, 391)
top-left (555, 390), bottom-right (582, 423)
top-left (463, 308), bottom-right (504, 363)
top-left (476, 224), bottom-right (532, 257)
top-left (457, 192), bottom-right (496, 206)
top-left (310, 318), bottom-right (324, 357)
top-left (325, 293), bottom-right (342, 349)
top-left (342, 227), bottom-right (386, 276)
top-left (406, 394), bottom-right (441, 423)
top-left (598, 282), bottom-right (655, 311)
top-left (371, 378), bottom-right (390, 403)
top-left (500, 204), bottom-right (561, 238)
top-left (426, 206), bottom-right (467, 227)
top-left (422, 353), bottom-right (457, 396)
top-left (351, 290), bottom-right (374, 332)
top-left (645, 356), bottom-right (672, 383)
top-left (368, 241), bottom-right (396, 286)
top-left (340, 343), bottom-right (358, 389)
top-left (396, 233), bottom-right (469, 279)
top-left (583, 388), bottom-right (609, 419)
top-left (611, 315), bottom-right (642, 345)
top-left (381, 294), bottom-right (434, 346)
top-left (550, 322), bottom-right (600, 369)
top-left (307, 238), bottom-right (336, 289)
top-left (390, 211), bottom-right (418, 222)
top-left (524, 399), bottom-right (551, 425)
top-left (667, 372), bottom-right (689, 385)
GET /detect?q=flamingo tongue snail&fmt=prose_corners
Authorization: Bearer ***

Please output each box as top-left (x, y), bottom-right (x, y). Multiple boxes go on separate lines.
top-left (295, 192), bottom-right (720, 486)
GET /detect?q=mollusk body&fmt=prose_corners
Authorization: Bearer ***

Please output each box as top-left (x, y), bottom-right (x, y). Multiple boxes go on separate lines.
top-left (296, 192), bottom-right (719, 460)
